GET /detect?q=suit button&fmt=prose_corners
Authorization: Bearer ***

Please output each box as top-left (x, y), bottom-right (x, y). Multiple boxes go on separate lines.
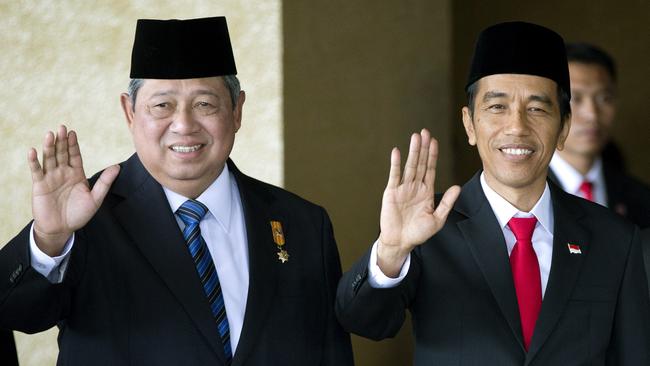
top-left (9, 264), bottom-right (23, 283)
top-left (352, 273), bottom-right (364, 290)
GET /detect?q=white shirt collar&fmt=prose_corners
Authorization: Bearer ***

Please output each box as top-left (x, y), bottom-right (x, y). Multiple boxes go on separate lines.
top-left (480, 172), bottom-right (554, 235)
top-left (162, 164), bottom-right (233, 231)
top-left (550, 153), bottom-right (603, 193)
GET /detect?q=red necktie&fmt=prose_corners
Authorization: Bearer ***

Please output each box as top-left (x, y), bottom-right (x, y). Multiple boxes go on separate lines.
top-left (508, 217), bottom-right (541, 351)
top-left (578, 181), bottom-right (594, 202)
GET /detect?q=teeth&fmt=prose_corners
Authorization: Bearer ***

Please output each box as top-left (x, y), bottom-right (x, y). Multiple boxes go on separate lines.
top-left (501, 148), bottom-right (532, 156)
top-left (171, 144), bottom-right (202, 153)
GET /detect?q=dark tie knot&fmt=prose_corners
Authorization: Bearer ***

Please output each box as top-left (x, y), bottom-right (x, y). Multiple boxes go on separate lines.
top-left (508, 216), bottom-right (538, 242)
top-left (177, 199), bottom-right (209, 226)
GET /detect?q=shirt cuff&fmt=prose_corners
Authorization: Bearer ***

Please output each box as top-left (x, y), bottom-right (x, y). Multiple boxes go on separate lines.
top-left (367, 239), bottom-right (411, 288)
top-left (29, 223), bottom-right (74, 283)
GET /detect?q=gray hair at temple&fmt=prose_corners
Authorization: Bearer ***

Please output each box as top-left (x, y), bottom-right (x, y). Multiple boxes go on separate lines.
top-left (127, 75), bottom-right (242, 111)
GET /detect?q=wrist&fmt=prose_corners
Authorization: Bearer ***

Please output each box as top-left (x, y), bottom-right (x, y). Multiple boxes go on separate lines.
top-left (33, 225), bottom-right (72, 257)
top-left (376, 238), bottom-right (411, 278)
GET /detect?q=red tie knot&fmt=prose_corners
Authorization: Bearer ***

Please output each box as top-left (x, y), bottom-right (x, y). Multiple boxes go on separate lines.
top-left (508, 217), bottom-right (538, 242)
top-left (578, 181), bottom-right (594, 202)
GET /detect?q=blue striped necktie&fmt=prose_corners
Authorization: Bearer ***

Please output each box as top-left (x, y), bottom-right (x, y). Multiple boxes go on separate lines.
top-left (177, 199), bottom-right (232, 363)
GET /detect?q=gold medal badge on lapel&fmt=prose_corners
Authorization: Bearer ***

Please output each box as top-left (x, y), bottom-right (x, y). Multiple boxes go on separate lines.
top-left (271, 221), bottom-right (289, 263)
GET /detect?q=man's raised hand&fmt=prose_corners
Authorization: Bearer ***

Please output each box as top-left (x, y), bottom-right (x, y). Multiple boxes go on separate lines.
top-left (28, 125), bottom-right (120, 256)
top-left (377, 129), bottom-right (461, 277)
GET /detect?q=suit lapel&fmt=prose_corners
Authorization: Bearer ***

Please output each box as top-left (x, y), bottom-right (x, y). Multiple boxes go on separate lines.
top-left (229, 162), bottom-right (280, 366)
top-left (525, 183), bottom-right (589, 364)
top-left (111, 155), bottom-right (227, 364)
top-left (455, 174), bottom-right (525, 350)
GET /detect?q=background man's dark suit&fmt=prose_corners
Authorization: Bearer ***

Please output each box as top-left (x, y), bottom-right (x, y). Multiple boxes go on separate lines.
top-left (0, 154), bottom-right (352, 365)
top-left (336, 173), bottom-right (650, 365)
top-left (549, 161), bottom-right (650, 229)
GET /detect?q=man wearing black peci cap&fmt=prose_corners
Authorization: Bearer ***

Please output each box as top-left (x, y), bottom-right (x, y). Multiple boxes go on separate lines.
top-left (0, 17), bottom-right (353, 365)
top-left (336, 21), bottom-right (649, 365)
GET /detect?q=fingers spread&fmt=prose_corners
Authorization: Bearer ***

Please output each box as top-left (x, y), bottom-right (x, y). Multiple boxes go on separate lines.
top-left (55, 125), bottom-right (69, 167)
top-left (28, 148), bottom-right (44, 182)
top-left (402, 133), bottom-right (421, 183)
top-left (91, 165), bottom-right (121, 206)
top-left (42, 131), bottom-right (56, 173)
top-left (414, 129), bottom-right (431, 183)
top-left (433, 185), bottom-right (461, 224)
top-left (386, 147), bottom-right (401, 189)
top-left (67, 130), bottom-right (83, 169)
top-left (424, 137), bottom-right (439, 189)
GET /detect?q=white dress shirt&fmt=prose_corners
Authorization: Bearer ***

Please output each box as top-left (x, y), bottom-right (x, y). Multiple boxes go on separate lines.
top-left (550, 154), bottom-right (608, 206)
top-left (369, 173), bottom-right (555, 298)
top-left (30, 163), bottom-right (249, 354)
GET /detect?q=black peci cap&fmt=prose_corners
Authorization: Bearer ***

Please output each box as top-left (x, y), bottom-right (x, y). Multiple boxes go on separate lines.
top-left (129, 16), bottom-right (237, 79)
top-left (466, 21), bottom-right (569, 96)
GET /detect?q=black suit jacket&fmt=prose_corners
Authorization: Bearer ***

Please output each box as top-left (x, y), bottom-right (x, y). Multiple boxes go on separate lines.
top-left (0, 154), bottom-right (353, 366)
top-left (548, 160), bottom-right (650, 229)
top-left (336, 172), bottom-right (650, 365)
top-left (0, 329), bottom-right (18, 366)
top-left (642, 228), bottom-right (650, 300)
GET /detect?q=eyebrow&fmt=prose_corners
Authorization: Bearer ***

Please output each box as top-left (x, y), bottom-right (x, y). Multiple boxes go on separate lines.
top-left (148, 90), bottom-right (221, 99)
top-left (482, 91), bottom-right (507, 102)
top-left (528, 94), bottom-right (553, 106)
top-left (481, 90), bottom-right (554, 106)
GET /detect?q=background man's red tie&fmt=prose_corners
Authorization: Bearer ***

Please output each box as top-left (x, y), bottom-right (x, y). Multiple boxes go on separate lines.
top-left (508, 217), bottom-right (541, 351)
top-left (579, 180), bottom-right (594, 202)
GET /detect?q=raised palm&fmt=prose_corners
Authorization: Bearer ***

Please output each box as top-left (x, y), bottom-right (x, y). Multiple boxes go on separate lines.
top-left (29, 125), bottom-right (119, 256)
top-left (377, 129), bottom-right (460, 275)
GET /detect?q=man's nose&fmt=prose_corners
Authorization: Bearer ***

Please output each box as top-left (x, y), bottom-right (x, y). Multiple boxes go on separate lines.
top-left (170, 107), bottom-right (200, 134)
top-left (504, 109), bottom-right (530, 135)
top-left (576, 98), bottom-right (598, 123)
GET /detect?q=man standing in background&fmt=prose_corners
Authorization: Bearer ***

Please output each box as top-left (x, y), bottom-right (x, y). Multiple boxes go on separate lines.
top-left (549, 42), bottom-right (650, 228)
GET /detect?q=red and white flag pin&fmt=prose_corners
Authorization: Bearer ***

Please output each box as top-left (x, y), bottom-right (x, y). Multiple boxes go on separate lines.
top-left (567, 243), bottom-right (582, 254)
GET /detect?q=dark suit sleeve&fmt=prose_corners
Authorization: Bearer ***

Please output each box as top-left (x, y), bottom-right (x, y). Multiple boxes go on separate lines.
top-left (0, 328), bottom-right (18, 366)
top-left (335, 245), bottom-right (419, 341)
top-left (0, 222), bottom-right (77, 333)
top-left (606, 226), bottom-right (650, 365)
top-left (318, 208), bottom-right (354, 366)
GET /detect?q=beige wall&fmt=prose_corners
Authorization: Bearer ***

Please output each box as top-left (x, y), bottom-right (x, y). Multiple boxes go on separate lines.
top-left (283, 1), bottom-right (453, 365)
top-left (0, 1), bottom-right (281, 364)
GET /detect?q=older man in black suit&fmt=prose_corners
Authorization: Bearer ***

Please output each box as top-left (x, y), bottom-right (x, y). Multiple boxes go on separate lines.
top-left (0, 17), bottom-right (353, 365)
top-left (336, 22), bottom-right (649, 365)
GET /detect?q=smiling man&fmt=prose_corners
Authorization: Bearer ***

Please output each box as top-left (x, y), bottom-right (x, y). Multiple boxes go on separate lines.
top-left (0, 17), bottom-right (353, 365)
top-left (336, 22), bottom-right (649, 365)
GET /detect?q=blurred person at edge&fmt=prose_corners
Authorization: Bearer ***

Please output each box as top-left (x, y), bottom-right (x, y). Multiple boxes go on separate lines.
top-left (548, 42), bottom-right (650, 228)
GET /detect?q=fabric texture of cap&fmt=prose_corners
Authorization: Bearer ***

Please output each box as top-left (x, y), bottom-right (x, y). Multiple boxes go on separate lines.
top-left (465, 21), bottom-right (569, 95)
top-left (130, 16), bottom-right (237, 79)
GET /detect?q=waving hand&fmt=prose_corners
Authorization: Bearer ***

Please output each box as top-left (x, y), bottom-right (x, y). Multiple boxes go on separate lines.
top-left (377, 129), bottom-right (461, 277)
top-left (29, 125), bottom-right (120, 256)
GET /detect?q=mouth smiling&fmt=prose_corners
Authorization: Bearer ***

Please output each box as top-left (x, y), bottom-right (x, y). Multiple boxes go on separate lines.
top-left (170, 144), bottom-right (204, 153)
top-left (500, 147), bottom-right (533, 156)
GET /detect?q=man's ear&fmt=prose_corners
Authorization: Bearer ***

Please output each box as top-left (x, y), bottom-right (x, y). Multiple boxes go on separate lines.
top-left (462, 107), bottom-right (477, 146)
top-left (556, 115), bottom-right (571, 151)
top-left (233, 91), bottom-right (246, 133)
top-left (120, 93), bottom-right (135, 132)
